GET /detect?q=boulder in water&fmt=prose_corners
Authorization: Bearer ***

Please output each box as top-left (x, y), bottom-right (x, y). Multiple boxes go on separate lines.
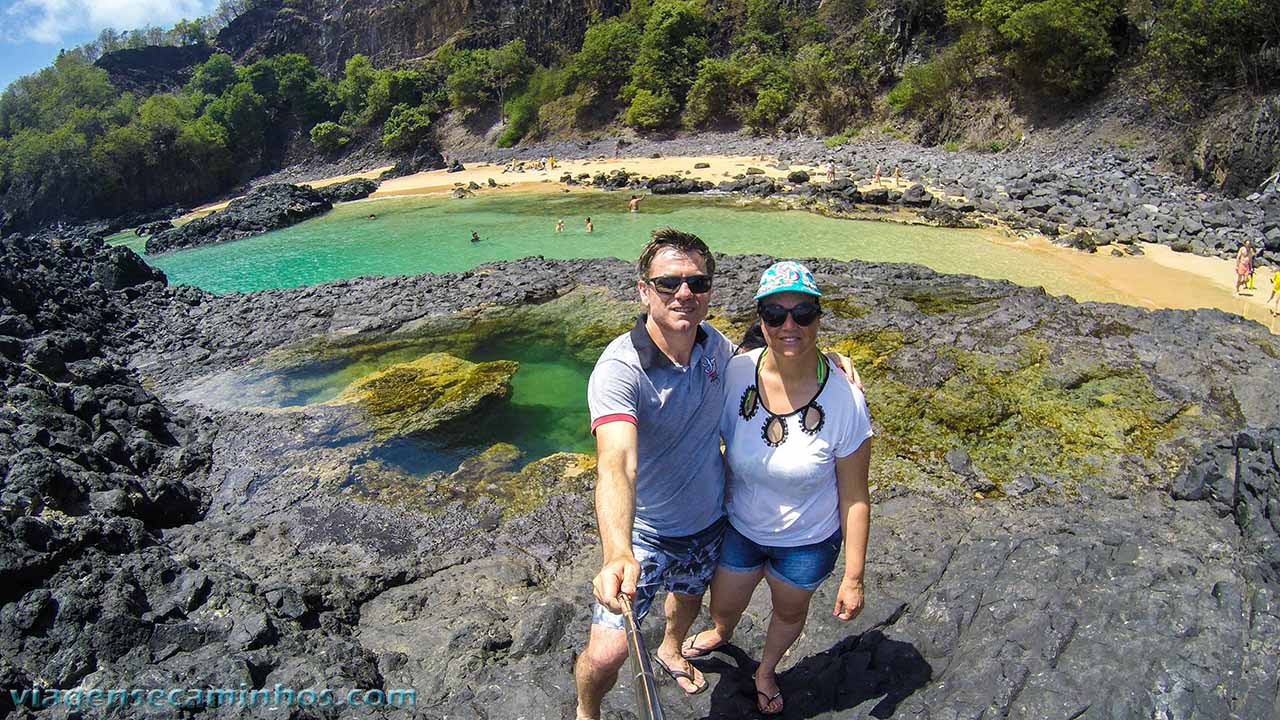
top-left (330, 353), bottom-right (517, 439)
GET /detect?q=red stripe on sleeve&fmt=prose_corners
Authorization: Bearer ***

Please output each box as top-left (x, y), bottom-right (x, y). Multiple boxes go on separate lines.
top-left (591, 413), bottom-right (637, 434)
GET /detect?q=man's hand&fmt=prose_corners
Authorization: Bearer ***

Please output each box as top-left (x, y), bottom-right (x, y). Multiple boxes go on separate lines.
top-left (593, 554), bottom-right (641, 613)
top-left (833, 576), bottom-right (864, 621)
top-left (824, 351), bottom-right (863, 390)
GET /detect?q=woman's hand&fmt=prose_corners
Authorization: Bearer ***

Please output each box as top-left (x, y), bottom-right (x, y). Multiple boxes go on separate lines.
top-left (833, 577), bottom-right (864, 621)
top-left (823, 351), bottom-right (863, 390)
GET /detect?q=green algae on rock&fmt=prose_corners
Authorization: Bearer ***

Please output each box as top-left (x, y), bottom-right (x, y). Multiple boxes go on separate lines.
top-left (829, 332), bottom-right (1199, 496)
top-left (330, 353), bottom-right (518, 438)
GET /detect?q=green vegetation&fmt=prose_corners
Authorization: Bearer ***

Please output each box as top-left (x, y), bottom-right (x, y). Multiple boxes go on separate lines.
top-left (3, 0), bottom-right (1277, 229)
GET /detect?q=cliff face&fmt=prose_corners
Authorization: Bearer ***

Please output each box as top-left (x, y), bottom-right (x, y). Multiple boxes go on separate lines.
top-left (216, 0), bottom-right (632, 72)
top-left (93, 45), bottom-right (215, 96)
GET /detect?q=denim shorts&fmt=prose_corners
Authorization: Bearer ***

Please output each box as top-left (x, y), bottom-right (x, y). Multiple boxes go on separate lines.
top-left (719, 523), bottom-right (841, 591)
top-left (592, 516), bottom-right (727, 630)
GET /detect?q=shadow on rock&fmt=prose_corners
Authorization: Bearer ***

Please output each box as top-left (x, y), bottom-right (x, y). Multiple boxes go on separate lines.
top-left (700, 630), bottom-right (930, 719)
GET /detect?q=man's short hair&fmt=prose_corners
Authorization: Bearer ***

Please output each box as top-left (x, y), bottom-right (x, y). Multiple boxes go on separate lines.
top-left (637, 227), bottom-right (715, 278)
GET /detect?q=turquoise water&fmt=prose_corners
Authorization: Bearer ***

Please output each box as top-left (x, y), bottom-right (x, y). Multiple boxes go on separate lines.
top-left (118, 191), bottom-right (1092, 297)
top-left (200, 332), bottom-right (592, 474)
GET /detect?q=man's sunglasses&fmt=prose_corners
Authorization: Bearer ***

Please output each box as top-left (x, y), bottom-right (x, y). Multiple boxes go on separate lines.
top-left (645, 274), bottom-right (713, 294)
top-left (758, 301), bottom-right (822, 327)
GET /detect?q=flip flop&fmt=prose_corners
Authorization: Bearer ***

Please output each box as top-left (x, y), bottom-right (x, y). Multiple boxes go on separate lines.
top-left (756, 689), bottom-right (784, 715)
top-left (681, 630), bottom-right (727, 659)
top-left (651, 653), bottom-right (708, 695)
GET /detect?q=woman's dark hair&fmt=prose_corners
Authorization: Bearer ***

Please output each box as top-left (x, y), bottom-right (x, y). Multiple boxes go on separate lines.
top-left (738, 321), bottom-right (766, 351)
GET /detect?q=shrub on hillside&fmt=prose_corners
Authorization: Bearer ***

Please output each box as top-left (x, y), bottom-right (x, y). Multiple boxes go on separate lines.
top-left (1000, 0), bottom-right (1121, 97)
top-left (310, 121), bottom-right (351, 152)
top-left (886, 34), bottom-right (982, 116)
top-left (623, 0), bottom-right (710, 129)
top-left (381, 104), bottom-right (431, 150)
top-left (498, 67), bottom-right (569, 147)
top-left (683, 58), bottom-right (735, 127)
top-left (1145, 0), bottom-right (1280, 109)
top-left (625, 89), bottom-right (679, 130)
top-left (569, 17), bottom-right (643, 97)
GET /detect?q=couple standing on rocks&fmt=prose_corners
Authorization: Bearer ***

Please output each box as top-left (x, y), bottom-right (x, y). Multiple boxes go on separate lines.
top-left (574, 228), bottom-right (873, 718)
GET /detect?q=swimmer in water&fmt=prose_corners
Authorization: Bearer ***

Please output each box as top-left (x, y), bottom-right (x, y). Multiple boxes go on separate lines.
top-left (629, 195), bottom-right (643, 213)
top-left (586, 217), bottom-right (593, 233)
top-left (471, 231), bottom-right (480, 242)
top-left (556, 219), bottom-right (565, 233)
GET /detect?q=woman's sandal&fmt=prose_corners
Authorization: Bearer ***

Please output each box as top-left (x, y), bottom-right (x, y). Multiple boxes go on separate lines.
top-left (681, 630), bottom-right (727, 659)
top-left (756, 688), bottom-right (784, 715)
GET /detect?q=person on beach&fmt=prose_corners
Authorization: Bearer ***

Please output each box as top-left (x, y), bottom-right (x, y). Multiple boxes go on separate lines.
top-left (615, 138), bottom-right (623, 158)
top-left (680, 261), bottom-right (872, 716)
top-left (575, 232), bottom-right (860, 720)
top-left (1236, 239), bottom-right (1255, 295)
top-left (629, 195), bottom-right (643, 213)
top-left (1269, 267), bottom-right (1280, 314)
top-left (874, 162), bottom-right (883, 186)
top-left (556, 219), bottom-right (565, 233)
top-left (826, 160), bottom-right (836, 183)
top-left (586, 217), bottom-right (594, 233)
top-left (893, 164), bottom-right (902, 184)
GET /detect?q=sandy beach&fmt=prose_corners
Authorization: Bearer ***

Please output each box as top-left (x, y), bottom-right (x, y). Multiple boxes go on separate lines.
top-left (180, 152), bottom-right (1276, 331)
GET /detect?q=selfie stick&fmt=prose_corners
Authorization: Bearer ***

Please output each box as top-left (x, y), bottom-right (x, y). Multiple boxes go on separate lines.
top-left (618, 593), bottom-right (665, 720)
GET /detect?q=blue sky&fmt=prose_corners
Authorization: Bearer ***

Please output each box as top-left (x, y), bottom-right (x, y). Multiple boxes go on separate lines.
top-left (1, 0), bottom-right (215, 92)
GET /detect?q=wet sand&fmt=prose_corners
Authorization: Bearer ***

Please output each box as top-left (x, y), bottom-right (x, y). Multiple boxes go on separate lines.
top-left (180, 154), bottom-right (1274, 331)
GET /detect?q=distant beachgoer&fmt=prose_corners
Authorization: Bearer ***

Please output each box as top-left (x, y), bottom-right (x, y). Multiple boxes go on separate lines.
top-left (874, 163), bottom-right (883, 186)
top-left (586, 217), bottom-right (594, 233)
top-left (1269, 269), bottom-right (1280, 314)
top-left (893, 165), bottom-right (902, 184)
top-left (556, 219), bottom-right (565, 233)
top-left (368, 214), bottom-right (377, 220)
top-left (615, 139), bottom-right (622, 158)
top-left (629, 195), bottom-right (643, 213)
top-left (826, 160), bottom-right (835, 183)
top-left (1236, 239), bottom-right (1255, 295)
top-left (471, 231), bottom-right (481, 243)
top-left (550, 155), bottom-right (557, 169)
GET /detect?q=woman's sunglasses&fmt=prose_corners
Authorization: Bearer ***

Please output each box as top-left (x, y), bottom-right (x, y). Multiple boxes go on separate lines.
top-left (758, 301), bottom-right (822, 327)
top-left (645, 274), bottom-right (713, 294)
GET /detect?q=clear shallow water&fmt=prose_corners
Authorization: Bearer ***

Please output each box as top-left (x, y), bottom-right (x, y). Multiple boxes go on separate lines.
top-left (121, 191), bottom-right (1104, 298)
top-left (188, 332), bottom-right (593, 475)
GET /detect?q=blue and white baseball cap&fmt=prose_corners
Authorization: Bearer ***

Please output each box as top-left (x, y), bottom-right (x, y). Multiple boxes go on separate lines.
top-left (753, 261), bottom-right (822, 300)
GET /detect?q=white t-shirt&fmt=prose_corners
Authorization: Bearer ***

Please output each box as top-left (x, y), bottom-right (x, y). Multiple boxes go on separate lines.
top-left (720, 348), bottom-right (873, 547)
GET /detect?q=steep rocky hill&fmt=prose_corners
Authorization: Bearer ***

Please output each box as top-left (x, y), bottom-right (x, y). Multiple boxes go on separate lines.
top-left (215, 0), bottom-right (634, 71)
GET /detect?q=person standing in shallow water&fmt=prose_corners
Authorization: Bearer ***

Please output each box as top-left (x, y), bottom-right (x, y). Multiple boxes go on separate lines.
top-left (629, 195), bottom-right (643, 213)
top-left (585, 217), bottom-right (594, 233)
top-left (556, 219), bottom-right (565, 233)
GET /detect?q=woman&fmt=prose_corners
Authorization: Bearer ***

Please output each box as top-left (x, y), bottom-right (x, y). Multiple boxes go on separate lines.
top-left (682, 261), bottom-right (872, 715)
top-left (1236, 239), bottom-right (1255, 295)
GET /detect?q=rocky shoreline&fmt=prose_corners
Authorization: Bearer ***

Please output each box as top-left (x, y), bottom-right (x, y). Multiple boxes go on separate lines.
top-left (3, 231), bottom-right (1278, 718)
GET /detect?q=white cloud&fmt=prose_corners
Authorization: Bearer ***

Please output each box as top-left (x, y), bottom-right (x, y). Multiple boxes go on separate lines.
top-left (4, 0), bottom-right (216, 44)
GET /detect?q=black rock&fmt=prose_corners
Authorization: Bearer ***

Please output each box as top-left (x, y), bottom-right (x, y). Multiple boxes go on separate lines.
top-left (146, 184), bottom-right (333, 254)
top-left (317, 178), bottom-right (378, 204)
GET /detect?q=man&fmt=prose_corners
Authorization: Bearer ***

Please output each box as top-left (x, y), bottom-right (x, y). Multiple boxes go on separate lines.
top-left (575, 228), bottom-right (733, 719)
top-left (574, 228), bottom-right (858, 718)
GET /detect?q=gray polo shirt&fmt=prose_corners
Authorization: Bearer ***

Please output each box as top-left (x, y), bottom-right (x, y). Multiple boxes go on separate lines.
top-left (588, 316), bottom-right (734, 537)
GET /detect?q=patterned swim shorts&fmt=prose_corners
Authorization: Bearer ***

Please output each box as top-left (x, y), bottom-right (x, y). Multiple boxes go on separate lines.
top-left (592, 516), bottom-right (727, 630)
